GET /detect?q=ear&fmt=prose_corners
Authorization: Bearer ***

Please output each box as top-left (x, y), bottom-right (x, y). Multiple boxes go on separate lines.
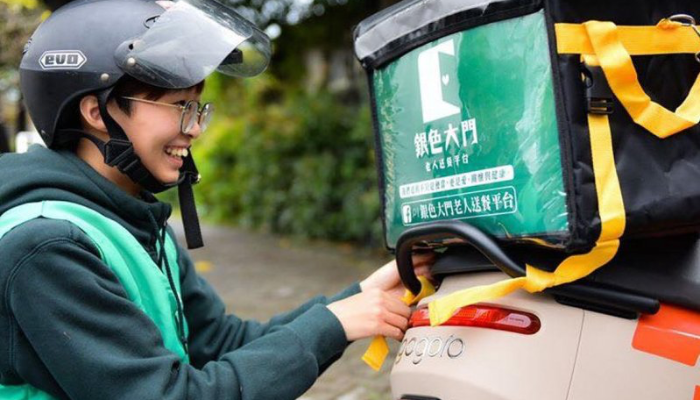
top-left (79, 95), bottom-right (107, 133)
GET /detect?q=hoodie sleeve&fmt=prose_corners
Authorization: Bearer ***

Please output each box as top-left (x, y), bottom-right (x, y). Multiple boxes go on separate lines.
top-left (174, 238), bottom-right (362, 369)
top-left (6, 219), bottom-right (354, 400)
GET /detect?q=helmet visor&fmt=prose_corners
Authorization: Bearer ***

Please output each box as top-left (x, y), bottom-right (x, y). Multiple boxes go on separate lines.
top-left (115, 0), bottom-right (271, 89)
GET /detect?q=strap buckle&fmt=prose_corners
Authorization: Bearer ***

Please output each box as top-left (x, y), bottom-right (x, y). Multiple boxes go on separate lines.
top-left (103, 139), bottom-right (148, 177)
top-left (581, 63), bottom-right (614, 115)
top-left (104, 139), bottom-right (135, 167)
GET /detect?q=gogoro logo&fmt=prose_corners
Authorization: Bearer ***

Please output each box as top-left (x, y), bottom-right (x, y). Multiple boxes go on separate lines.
top-left (39, 51), bottom-right (87, 70)
top-left (395, 334), bottom-right (465, 365)
top-left (417, 39), bottom-right (460, 124)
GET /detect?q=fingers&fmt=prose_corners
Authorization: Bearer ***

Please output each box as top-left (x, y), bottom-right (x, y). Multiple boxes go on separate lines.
top-left (380, 323), bottom-right (405, 341)
top-left (381, 294), bottom-right (410, 341)
top-left (372, 309), bottom-right (407, 341)
top-left (412, 251), bottom-right (436, 285)
top-left (387, 286), bottom-right (406, 298)
top-left (382, 292), bottom-right (411, 318)
top-left (413, 265), bottom-right (430, 277)
top-left (368, 289), bottom-right (410, 340)
top-left (383, 309), bottom-right (410, 332)
top-left (412, 251), bottom-right (435, 272)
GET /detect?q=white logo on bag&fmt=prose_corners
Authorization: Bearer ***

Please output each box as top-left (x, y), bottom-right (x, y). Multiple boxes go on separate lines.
top-left (417, 39), bottom-right (460, 124)
top-left (402, 205), bottom-right (412, 224)
top-left (39, 51), bottom-right (87, 70)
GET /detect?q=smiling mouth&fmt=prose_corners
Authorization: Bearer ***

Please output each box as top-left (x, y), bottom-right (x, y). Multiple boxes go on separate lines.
top-left (164, 146), bottom-right (189, 158)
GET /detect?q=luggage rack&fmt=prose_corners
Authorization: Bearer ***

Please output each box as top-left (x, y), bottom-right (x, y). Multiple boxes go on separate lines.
top-left (395, 220), bottom-right (661, 319)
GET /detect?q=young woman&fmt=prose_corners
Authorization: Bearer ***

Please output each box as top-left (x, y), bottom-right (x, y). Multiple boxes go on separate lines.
top-left (0, 0), bottom-right (433, 399)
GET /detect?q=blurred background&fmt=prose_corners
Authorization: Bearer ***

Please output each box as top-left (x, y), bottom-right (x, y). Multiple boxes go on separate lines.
top-left (1, 0), bottom-right (403, 398)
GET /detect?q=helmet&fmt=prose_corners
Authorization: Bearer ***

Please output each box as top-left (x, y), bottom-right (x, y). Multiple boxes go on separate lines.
top-left (21, 0), bottom-right (271, 146)
top-left (19, 0), bottom-right (271, 248)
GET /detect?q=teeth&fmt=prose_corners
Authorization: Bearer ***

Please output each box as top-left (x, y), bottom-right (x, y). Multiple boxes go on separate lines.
top-left (165, 147), bottom-right (189, 158)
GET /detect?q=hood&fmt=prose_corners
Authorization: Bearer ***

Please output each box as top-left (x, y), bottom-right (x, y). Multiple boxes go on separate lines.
top-left (0, 145), bottom-right (171, 249)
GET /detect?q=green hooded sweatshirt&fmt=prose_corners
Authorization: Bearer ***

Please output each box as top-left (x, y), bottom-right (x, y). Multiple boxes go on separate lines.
top-left (0, 145), bottom-right (360, 399)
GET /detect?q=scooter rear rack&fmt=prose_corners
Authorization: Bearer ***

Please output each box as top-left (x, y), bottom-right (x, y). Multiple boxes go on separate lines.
top-left (395, 220), bottom-right (660, 319)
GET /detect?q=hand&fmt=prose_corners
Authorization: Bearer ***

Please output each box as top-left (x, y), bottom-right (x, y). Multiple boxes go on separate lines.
top-left (327, 289), bottom-right (411, 341)
top-left (360, 251), bottom-right (435, 298)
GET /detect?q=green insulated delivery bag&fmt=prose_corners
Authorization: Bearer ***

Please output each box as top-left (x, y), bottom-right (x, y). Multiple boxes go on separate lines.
top-left (354, 0), bottom-right (700, 257)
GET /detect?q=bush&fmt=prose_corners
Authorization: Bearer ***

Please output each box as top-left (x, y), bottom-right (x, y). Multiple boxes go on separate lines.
top-left (192, 74), bottom-right (383, 247)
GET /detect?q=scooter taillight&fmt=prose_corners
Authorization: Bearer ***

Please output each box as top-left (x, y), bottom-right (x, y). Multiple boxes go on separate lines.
top-left (409, 304), bottom-right (541, 335)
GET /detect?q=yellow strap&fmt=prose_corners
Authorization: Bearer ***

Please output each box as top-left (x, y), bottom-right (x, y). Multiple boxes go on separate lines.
top-left (429, 113), bottom-right (625, 326)
top-left (556, 21), bottom-right (700, 138)
top-left (556, 22), bottom-right (700, 55)
top-left (362, 276), bottom-right (436, 371)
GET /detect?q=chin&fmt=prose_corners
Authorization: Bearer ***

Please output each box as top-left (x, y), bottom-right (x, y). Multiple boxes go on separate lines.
top-left (156, 171), bottom-right (181, 186)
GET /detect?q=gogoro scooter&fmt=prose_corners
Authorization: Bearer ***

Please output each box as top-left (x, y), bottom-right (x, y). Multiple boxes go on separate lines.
top-left (390, 221), bottom-right (700, 400)
top-left (353, 0), bottom-right (700, 399)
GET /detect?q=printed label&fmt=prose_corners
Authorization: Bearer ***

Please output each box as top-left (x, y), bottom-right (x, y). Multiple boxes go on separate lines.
top-left (401, 187), bottom-right (518, 225)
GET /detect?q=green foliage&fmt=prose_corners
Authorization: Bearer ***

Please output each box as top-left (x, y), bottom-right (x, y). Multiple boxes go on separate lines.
top-left (0, 3), bottom-right (44, 71)
top-left (193, 73), bottom-right (383, 246)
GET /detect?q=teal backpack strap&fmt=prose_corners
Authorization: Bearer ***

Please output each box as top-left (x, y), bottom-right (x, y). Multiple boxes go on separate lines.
top-left (0, 384), bottom-right (58, 400)
top-left (0, 201), bottom-right (190, 400)
top-left (0, 201), bottom-right (188, 360)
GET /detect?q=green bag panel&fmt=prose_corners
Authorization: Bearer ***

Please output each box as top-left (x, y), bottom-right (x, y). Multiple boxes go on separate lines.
top-left (0, 201), bottom-right (189, 399)
top-left (372, 11), bottom-right (568, 248)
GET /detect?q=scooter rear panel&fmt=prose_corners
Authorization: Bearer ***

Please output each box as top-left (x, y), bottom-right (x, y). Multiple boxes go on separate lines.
top-left (392, 272), bottom-right (700, 400)
top-left (391, 273), bottom-right (583, 400)
top-left (568, 308), bottom-right (700, 400)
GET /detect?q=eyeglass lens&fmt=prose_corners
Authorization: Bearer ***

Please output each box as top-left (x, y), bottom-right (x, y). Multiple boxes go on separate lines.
top-left (181, 101), bottom-right (214, 134)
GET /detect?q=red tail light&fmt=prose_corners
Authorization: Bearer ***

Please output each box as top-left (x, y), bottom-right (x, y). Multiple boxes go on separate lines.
top-left (409, 304), bottom-right (541, 335)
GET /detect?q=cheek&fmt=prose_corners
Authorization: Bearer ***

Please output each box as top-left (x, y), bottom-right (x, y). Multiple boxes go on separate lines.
top-left (125, 121), bottom-right (176, 155)
top-left (118, 112), bottom-right (182, 179)
top-left (127, 130), bottom-right (158, 159)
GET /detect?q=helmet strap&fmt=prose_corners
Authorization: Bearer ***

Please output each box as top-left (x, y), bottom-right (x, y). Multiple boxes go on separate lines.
top-left (59, 88), bottom-right (204, 249)
top-left (95, 88), bottom-right (169, 192)
top-left (178, 157), bottom-right (204, 249)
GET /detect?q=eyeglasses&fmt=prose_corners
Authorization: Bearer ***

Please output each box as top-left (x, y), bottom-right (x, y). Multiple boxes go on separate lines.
top-left (121, 96), bottom-right (215, 134)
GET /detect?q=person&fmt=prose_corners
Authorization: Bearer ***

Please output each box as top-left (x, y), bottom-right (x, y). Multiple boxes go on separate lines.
top-left (0, 0), bottom-right (434, 399)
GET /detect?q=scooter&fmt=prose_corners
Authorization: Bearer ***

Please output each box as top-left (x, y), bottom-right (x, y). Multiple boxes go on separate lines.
top-left (391, 221), bottom-right (700, 400)
top-left (353, 0), bottom-right (700, 397)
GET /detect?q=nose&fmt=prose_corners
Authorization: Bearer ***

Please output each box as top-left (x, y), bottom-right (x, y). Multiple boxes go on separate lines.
top-left (185, 120), bottom-right (202, 140)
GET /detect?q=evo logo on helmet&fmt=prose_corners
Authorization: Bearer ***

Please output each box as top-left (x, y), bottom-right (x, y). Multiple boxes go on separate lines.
top-left (417, 39), bottom-right (460, 124)
top-left (395, 334), bottom-right (465, 365)
top-left (39, 51), bottom-right (87, 70)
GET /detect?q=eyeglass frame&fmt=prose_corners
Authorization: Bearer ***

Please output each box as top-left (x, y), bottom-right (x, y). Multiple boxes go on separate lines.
top-left (121, 96), bottom-right (214, 134)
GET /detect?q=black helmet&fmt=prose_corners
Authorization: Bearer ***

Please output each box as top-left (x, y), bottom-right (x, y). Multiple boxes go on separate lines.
top-left (21, 0), bottom-right (270, 146)
top-left (20, 0), bottom-right (271, 248)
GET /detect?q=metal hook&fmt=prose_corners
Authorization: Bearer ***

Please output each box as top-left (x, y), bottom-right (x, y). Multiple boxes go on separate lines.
top-left (664, 14), bottom-right (700, 63)
top-left (666, 14), bottom-right (696, 26)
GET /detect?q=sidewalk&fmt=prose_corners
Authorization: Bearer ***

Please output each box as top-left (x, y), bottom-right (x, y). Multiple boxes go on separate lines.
top-left (172, 221), bottom-right (399, 399)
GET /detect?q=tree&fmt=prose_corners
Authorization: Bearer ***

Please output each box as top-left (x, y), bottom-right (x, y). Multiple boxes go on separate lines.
top-left (0, 3), bottom-right (43, 69)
